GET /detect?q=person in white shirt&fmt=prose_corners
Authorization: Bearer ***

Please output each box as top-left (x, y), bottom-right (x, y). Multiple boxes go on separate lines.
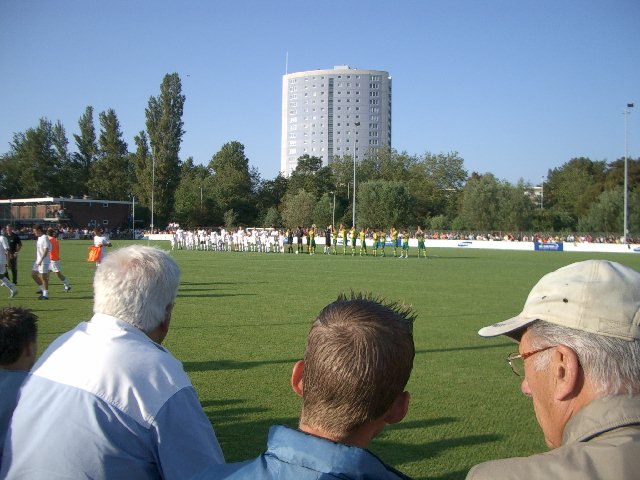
top-left (31, 225), bottom-right (51, 300)
top-left (2, 245), bottom-right (225, 479)
top-left (92, 228), bottom-right (112, 266)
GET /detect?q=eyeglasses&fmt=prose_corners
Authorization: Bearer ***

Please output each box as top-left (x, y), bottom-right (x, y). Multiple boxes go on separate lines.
top-left (506, 346), bottom-right (555, 376)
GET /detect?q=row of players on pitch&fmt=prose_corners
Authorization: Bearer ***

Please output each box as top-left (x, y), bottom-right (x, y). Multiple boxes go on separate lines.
top-left (171, 225), bottom-right (428, 258)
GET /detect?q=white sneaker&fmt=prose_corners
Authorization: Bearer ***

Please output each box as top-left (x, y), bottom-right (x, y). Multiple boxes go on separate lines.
top-left (9, 288), bottom-right (17, 298)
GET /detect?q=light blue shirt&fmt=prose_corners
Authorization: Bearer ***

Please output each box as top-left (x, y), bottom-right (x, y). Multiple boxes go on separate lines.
top-left (1, 314), bottom-right (224, 479)
top-left (0, 369), bottom-right (28, 468)
top-left (193, 425), bottom-right (411, 479)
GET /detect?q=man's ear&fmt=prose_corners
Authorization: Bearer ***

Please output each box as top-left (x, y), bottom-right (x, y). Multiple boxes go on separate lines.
top-left (25, 340), bottom-right (37, 360)
top-left (552, 345), bottom-right (582, 401)
top-left (164, 303), bottom-right (174, 323)
top-left (291, 360), bottom-right (304, 397)
top-left (383, 391), bottom-right (410, 425)
top-left (147, 304), bottom-right (173, 344)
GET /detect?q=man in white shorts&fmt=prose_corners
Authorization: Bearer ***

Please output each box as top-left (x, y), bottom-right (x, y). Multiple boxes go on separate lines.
top-left (0, 234), bottom-right (17, 298)
top-left (47, 228), bottom-right (71, 292)
top-left (31, 225), bottom-right (51, 300)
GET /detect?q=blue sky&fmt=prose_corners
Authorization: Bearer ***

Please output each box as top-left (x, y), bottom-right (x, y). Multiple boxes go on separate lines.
top-left (1, 0), bottom-right (638, 186)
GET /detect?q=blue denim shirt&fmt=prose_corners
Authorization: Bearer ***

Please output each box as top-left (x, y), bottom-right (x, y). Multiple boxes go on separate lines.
top-left (193, 425), bottom-right (412, 479)
top-left (1, 314), bottom-right (224, 479)
top-left (0, 370), bottom-right (27, 467)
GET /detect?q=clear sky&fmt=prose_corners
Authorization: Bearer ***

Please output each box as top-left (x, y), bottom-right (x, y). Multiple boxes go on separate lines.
top-left (1, 0), bottom-right (638, 186)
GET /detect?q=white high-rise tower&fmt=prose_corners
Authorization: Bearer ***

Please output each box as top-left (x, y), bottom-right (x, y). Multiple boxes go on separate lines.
top-left (281, 66), bottom-right (392, 176)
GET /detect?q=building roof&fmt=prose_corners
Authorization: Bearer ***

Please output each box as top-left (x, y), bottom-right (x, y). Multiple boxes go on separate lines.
top-left (0, 197), bottom-right (132, 205)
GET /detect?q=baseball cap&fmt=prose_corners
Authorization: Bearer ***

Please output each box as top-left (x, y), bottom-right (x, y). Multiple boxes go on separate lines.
top-left (478, 260), bottom-right (640, 341)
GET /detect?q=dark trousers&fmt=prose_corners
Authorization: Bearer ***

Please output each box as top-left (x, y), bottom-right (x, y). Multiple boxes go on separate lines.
top-left (7, 255), bottom-right (17, 284)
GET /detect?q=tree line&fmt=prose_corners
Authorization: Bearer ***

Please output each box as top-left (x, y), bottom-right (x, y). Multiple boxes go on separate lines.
top-left (0, 73), bottom-right (638, 236)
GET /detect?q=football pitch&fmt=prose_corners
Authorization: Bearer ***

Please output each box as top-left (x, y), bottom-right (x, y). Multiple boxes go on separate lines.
top-left (7, 240), bottom-right (640, 480)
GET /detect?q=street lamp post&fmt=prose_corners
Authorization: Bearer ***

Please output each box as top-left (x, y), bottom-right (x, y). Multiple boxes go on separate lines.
top-left (151, 156), bottom-right (155, 234)
top-left (624, 103), bottom-right (634, 244)
top-left (329, 191), bottom-right (336, 227)
top-left (131, 196), bottom-right (135, 239)
top-left (540, 176), bottom-right (544, 210)
top-left (353, 122), bottom-right (360, 228)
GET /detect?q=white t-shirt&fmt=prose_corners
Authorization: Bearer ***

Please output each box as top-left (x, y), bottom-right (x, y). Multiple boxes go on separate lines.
top-left (0, 236), bottom-right (8, 268)
top-left (36, 234), bottom-right (52, 264)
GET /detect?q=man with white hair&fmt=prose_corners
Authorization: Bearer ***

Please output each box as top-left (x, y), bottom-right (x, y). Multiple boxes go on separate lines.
top-left (467, 260), bottom-right (640, 480)
top-left (1, 245), bottom-right (224, 479)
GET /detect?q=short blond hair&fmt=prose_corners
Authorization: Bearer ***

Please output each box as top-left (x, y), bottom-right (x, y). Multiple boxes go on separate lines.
top-left (300, 292), bottom-right (415, 437)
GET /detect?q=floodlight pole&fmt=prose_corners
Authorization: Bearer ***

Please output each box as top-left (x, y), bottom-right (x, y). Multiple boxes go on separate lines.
top-left (353, 122), bottom-right (360, 228)
top-left (151, 155), bottom-right (155, 234)
top-left (624, 103), bottom-right (634, 244)
top-left (330, 191), bottom-right (336, 227)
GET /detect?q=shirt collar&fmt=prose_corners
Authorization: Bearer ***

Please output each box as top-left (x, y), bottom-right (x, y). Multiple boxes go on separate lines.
top-left (90, 313), bottom-right (165, 350)
top-left (266, 425), bottom-right (410, 479)
top-left (563, 394), bottom-right (640, 444)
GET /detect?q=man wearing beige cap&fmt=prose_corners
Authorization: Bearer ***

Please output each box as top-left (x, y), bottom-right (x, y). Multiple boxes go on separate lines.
top-left (467, 259), bottom-right (640, 480)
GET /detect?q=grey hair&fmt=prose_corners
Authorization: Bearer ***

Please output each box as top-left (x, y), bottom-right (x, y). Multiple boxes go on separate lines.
top-left (93, 245), bottom-right (180, 332)
top-left (529, 321), bottom-right (640, 395)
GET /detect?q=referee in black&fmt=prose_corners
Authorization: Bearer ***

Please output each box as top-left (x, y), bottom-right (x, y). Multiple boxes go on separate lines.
top-left (4, 224), bottom-right (22, 284)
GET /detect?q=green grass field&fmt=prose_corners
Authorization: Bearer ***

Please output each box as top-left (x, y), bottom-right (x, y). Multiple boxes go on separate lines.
top-left (6, 241), bottom-right (640, 480)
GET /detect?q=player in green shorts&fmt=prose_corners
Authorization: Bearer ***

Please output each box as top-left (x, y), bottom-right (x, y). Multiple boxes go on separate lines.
top-left (359, 228), bottom-right (368, 256)
top-left (331, 226), bottom-right (338, 255)
top-left (372, 231), bottom-right (378, 257)
top-left (379, 230), bottom-right (386, 257)
top-left (400, 230), bottom-right (409, 258)
top-left (350, 226), bottom-right (357, 256)
top-left (340, 224), bottom-right (347, 255)
top-left (416, 226), bottom-right (426, 258)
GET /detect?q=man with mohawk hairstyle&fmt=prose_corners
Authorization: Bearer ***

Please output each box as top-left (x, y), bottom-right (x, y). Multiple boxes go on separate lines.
top-left (194, 292), bottom-right (416, 479)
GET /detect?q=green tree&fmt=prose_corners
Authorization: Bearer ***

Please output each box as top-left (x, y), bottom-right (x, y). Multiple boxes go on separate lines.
top-left (603, 157), bottom-right (640, 191)
top-left (173, 158), bottom-right (218, 228)
top-left (209, 141), bottom-right (257, 225)
top-left (428, 214), bottom-right (449, 231)
top-left (88, 109), bottom-right (130, 199)
top-left (73, 106), bottom-right (98, 196)
top-left (312, 193), bottom-right (333, 227)
top-left (280, 189), bottom-right (315, 228)
top-left (262, 206), bottom-right (281, 228)
top-left (146, 73), bottom-right (185, 227)
top-left (255, 173), bottom-right (289, 221)
top-left (409, 151), bottom-right (467, 224)
top-left (577, 186), bottom-right (640, 235)
top-left (131, 131), bottom-right (152, 224)
top-left (545, 157), bottom-right (607, 230)
top-left (223, 209), bottom-right (238, 230)
top-left (6, 118), bottom-right (61, 197)
top-left (287, 154), bottom-right (334, 199)
top-left (52, 120), bottom-right (78, 196)
top-left (357, 180), bottom-right (414, 229)
top-left (499, 179), bottom-right (535, 231)
top-left (329, 155), bottom-right (355, 195)
top-left (358, 146), bottom-right (414, 182)
top-left (0, 152), bottom-right (22, 197)
top-left (457, 173), bottom-right (503, 230)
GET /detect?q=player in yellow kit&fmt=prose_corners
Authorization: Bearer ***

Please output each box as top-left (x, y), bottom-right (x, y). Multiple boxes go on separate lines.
top-left (349, 226), bottom-right (357, 256)
top-left (359, 228), bottom-right (368, 256)
top-left (390, 227), bottom-right (399, 257)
